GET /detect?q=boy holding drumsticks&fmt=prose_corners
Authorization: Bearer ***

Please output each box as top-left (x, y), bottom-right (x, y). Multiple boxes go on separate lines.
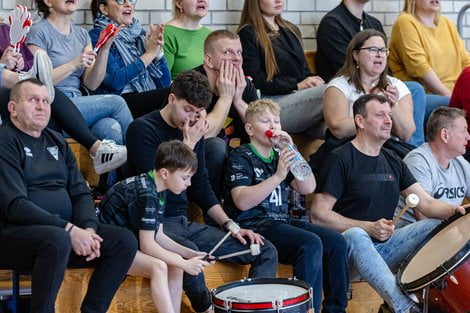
top-left (99, 140), bottom-right (210, 313)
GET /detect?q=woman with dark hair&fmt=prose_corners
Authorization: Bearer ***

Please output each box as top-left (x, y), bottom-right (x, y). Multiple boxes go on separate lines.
top-left (164, 0), bottom-right (211, 79)
top-left (237, 0), bottom-right (325, 137)
top-left (90, 0), bottom-right (171, 118)
top-left (27, 0), bottom-right (132, 172)
top-left (324, 29), bottom-right (417, 143)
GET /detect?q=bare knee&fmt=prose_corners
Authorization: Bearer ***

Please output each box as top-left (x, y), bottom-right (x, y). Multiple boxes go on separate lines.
top-left (149, 258), bottom-right (168, 278)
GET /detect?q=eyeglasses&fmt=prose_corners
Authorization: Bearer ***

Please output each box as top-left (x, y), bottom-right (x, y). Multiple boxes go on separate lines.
top-left (357, 46), bottom-right (390, 56)
top-left (114, 0), bottom-right (137, 5)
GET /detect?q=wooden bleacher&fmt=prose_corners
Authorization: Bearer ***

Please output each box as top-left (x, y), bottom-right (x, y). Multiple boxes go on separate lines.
top-left (0, 50), bottom-right (383, 312)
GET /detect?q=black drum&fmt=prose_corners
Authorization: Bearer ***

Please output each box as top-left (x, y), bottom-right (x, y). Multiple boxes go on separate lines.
top-left (211, 278), bottom-right (313, 313)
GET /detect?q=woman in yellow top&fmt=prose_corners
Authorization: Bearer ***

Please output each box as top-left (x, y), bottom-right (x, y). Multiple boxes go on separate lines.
top-left (389, 0), bottom-right (470, 121)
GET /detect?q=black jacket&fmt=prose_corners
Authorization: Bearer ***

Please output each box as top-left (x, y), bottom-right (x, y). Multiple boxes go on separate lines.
top-left (316, 2), bottom-right (384, 82)
top-left (239, 24), bottom-right (312, 96)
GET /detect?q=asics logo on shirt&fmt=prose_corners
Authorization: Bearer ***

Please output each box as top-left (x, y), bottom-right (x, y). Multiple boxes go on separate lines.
top-left (433, 187), bottom-right (465, 199)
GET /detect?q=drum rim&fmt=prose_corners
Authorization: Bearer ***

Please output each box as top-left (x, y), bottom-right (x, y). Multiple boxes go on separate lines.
top-left (397, 208), bottom-right (470, 292)
top-left (211, 277), bottom-right (311, 310)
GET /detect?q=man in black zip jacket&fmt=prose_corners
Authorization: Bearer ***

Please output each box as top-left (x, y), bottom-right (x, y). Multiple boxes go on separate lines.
top-left (0, 79), bottom-right (137, 313)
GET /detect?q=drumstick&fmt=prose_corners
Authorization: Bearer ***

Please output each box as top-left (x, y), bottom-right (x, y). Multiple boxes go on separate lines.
top-left (207, 220), bottom-right (240, 257)
top-left (208, 232), bottom-right (231, 256)
top-left (393, 194), bottom-right (420, 226)
top-left (214, 244), bottom-right (260, 261)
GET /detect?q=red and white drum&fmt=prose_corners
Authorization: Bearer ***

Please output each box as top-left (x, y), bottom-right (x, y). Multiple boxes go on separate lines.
top-left (397, 209), bottom-right (470, 313)
top-left (211, 278), bottom-right (313, 313)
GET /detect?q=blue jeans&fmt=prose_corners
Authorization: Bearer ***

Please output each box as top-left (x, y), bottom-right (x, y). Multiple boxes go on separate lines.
top-left (249, 219), bottom-right (349, 313)
top-left (403, 81), bottom-right (426, 147)
top-left (66, 93), bottom-right (133, 145)
top-left (424, 94), bottom-right (450, 130)
top-left (163, 216), bottom-right (278, 312)
top-left (343, 219), bottom-right (439, 313)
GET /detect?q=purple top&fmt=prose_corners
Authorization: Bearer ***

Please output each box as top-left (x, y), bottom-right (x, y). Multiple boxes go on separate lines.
top-left (0, 23), bottom-right (34, 71)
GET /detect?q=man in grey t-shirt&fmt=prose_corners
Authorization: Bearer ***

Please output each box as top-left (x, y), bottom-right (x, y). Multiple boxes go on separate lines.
top-left (396, 107), bottom-right (470, 227)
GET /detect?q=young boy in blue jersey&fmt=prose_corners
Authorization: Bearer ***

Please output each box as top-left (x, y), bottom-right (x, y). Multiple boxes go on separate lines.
top-left (99, 140), bottom-right (210, 313)
top-left (224, 99), bottom-right (349, 313)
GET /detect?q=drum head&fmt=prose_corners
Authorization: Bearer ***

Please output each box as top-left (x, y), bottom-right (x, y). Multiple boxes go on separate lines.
top-left (398, 210), bottom-right (470, 291)
top-left (216, 283), bottom-right (306, 302)
top-left (211, 278), bottom-right (311, 310)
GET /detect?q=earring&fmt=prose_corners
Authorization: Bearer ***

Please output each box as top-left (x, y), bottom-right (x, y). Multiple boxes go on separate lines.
top-left (179, 7), bottom-right (183, 13)
top-left (356, 61), bottom-right (360, 69)
top-left (49, 6), bottom-right (54, 13)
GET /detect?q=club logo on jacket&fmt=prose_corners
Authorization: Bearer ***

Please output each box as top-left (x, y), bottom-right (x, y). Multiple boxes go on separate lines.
top-left (24, 146), bottom-right (33, 157)
top-left (47, 146), bottom-right (59, 161)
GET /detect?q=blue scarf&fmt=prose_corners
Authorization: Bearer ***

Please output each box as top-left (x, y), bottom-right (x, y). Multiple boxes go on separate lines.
top-left (94, 12), bottom-right (164, 92)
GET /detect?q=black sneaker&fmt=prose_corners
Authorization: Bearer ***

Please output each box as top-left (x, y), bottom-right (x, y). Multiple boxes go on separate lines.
top-left (378, 303), bottom-right (394, 313)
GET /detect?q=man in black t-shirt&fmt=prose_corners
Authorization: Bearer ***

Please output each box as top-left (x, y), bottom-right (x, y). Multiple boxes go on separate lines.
top-left (310, 94), bottom-right (466, 313)
top-left (0, 79), bottom-right (137, 313)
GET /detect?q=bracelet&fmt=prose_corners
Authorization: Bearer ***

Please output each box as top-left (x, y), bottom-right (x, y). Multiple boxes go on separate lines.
top-left (67, 224), bottom-right (75, 233)
top-left (222, 219), bottom-right (236, 232)
top-left (156, 48), bottom-right (164, 61)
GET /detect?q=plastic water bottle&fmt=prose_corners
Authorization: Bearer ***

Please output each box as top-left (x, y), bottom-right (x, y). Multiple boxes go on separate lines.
top-left (287, 185), bottom-right (307, 220)
top-left (265, 130), bottom-right (313, 181)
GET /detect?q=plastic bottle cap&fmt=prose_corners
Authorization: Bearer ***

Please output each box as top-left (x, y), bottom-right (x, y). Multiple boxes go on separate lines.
top-left (265, 130), bottom-right (274, 138)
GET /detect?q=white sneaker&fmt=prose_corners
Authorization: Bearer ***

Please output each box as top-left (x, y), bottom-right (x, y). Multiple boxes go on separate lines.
top-left (19, 50), bottom-right (55, 102)
top-left (91, 140), bottom-right (127, 175)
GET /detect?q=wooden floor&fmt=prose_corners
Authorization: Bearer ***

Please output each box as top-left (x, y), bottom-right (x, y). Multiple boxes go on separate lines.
top-left (0, 266), bottom-right (382, 313)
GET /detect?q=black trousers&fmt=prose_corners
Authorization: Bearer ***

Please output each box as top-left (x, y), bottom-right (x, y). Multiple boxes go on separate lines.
top-left (0, 224), bottom-right (137, 313)
top-left (0, 87), bottom-right (97, 150)
top-left (122, 88), bottom-right (169, 119)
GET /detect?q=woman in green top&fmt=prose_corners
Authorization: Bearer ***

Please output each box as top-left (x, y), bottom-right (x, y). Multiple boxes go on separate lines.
top-left (164, 0), bottom-right (212, 79)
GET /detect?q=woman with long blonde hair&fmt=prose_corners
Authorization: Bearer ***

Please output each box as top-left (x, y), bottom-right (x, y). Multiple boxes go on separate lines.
top-left (237, 0), bottom-right (326, 137)
top-left (389, 0), bottom-right (470, 121)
